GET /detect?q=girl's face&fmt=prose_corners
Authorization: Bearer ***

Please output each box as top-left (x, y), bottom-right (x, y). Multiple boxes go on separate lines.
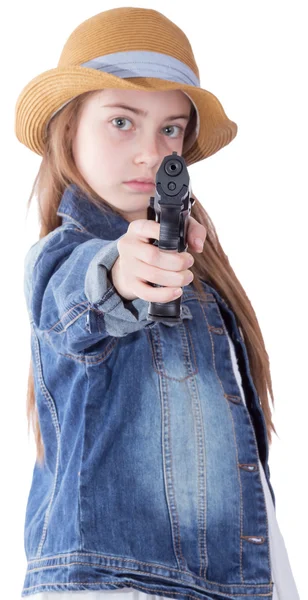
top-left (72, 88), bottom-right (192, 222)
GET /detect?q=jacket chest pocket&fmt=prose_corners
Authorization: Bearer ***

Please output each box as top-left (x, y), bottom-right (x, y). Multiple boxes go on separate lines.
top-left (148, 304), bottom-right (198, 381)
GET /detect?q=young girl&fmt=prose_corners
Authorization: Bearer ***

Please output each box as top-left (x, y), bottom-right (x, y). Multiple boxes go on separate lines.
top-left (15, 7), bottom-right (299, 600)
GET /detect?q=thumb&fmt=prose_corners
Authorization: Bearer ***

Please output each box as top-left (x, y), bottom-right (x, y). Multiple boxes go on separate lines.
top-left (187, 216), bottom-right (207, 253)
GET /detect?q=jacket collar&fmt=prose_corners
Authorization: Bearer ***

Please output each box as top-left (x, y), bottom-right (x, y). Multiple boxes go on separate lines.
top-left (57, 184), bottom-right (130, 240)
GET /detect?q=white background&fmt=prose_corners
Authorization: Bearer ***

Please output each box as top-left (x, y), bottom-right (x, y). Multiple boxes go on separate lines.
top-left (1, 1), bottom-right (306, 598)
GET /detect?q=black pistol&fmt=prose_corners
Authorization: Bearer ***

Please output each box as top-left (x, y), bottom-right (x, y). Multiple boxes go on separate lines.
top-left (146, 151), bottom-right (195, 324)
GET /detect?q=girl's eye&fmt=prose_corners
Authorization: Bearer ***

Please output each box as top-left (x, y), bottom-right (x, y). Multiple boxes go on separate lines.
top-left (163, 125), bottom-right (184, 138)
top-left (110, 118), bottom-right (184, 138)
top-left (111, 117), bottom-right (132, 131)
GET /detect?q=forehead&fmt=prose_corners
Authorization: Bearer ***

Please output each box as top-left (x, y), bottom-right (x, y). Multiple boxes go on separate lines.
top-left (94, 88), bottom-right (192, 111)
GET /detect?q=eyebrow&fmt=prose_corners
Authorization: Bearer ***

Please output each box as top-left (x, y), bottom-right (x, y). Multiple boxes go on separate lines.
top-left (102, 103), bottom-right (191, 121)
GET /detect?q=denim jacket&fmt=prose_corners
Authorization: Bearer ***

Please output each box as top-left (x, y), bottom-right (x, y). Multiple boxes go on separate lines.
top-left (22, 185), bottom-right (275, 599)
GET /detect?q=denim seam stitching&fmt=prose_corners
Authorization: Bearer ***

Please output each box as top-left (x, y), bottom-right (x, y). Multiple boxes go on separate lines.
top-left (23, 580), bottom-right (273, 598)
top-left (146, 323), bottom-right (198, 382)
top-left (24, 555), bottom-right (274, 587)
top-left (181, 322), bottom-right (208, 578)
top-left (214, 302), bottom-right (272, 579)
top-left (197, 296), bottom-right (245, 581)
top-left (32, 325), bottom-right (61, 558)
top-left (44, 303), bottom-right (90, 333)
top-left (23, 562), bottom-right (273, 593)
top-left (156, 331), bottom-right (186, 570)
top-left (54, 338), bottom-right (118, 364)
top-left (183, 355), bottom-right (208, 578)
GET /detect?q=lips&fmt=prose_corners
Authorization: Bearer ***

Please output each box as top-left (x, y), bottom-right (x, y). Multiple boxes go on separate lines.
top-left (124, 181), bottom-right (155, 191)
top-left (125, 178), bottom-right (155, 184)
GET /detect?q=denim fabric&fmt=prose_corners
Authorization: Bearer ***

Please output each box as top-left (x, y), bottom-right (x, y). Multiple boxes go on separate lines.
top-left (21, 185), bottom-right (275, 599)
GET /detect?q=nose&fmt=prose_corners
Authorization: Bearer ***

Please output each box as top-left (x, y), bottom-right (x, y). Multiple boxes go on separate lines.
top-left (133, 131), bottom-right (161, 168)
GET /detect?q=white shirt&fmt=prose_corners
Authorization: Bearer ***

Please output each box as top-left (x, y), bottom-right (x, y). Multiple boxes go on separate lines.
top-left (24, 332), bottom-right (300, 600)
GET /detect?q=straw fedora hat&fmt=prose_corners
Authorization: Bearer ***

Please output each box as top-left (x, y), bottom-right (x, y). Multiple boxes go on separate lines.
top-left (14, 7), bottom-right (238, 166)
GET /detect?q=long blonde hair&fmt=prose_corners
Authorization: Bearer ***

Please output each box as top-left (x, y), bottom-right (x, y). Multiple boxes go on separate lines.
top-left (25, 91), bottom-right (277, 465)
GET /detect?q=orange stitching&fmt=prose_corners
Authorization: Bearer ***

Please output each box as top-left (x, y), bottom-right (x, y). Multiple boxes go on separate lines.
top-left (197, 297), bottom-right (245, 582)
top-left (23, 573), bottom-right (273, 597)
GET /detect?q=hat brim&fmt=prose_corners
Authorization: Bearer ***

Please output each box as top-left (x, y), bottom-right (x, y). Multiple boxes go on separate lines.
top-left (15, 66), bottom-right (237, 165)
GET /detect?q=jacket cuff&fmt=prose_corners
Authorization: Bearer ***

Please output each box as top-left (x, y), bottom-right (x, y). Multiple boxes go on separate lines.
top-left (85, 238), bottom-right (156, 335)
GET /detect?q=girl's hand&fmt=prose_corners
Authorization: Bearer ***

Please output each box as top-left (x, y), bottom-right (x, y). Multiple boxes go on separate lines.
top-left (186, 213), bottom-right (207, 253)
top-left (110, 216), bottom-right (206, 303)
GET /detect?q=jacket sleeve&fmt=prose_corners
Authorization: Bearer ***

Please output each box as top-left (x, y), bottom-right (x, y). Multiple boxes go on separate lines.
top-left (24, 225), bottom-right (156, 354)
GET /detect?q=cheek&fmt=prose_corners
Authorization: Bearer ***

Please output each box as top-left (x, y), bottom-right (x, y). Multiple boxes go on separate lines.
top-left (77, 125), bottom-right (109, 167)
top-left (72, 134), bottom-right (84, 173)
